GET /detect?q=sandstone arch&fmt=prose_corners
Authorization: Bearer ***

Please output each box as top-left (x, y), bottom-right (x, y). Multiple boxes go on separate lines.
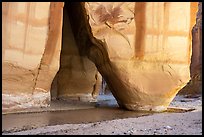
top-left (2, 2), bottom-right (199, 112)
top-left (67, 2), bottom-right (198, 111)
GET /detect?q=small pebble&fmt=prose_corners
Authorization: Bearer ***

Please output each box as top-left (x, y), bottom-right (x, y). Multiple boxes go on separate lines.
top-left (164, 126), bottom-right (172, 130)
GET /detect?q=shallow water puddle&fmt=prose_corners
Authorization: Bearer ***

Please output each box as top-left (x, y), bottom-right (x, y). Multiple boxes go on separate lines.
top-left (2, 94), bottom-right (197, 133)
top-left (2, 105), bottom-right (196, 133)
top-left (2, 107), bottom-right (151, 132)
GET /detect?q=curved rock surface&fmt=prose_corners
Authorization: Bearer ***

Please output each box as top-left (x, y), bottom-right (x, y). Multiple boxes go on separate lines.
top-left (51, 3), bottom-right (101, 102)
top-left (83, 2), bottom-right (198, 111)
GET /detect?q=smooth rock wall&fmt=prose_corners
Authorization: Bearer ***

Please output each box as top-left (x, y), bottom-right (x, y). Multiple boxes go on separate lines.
top-left (2, 2), bottom-right (63, 111)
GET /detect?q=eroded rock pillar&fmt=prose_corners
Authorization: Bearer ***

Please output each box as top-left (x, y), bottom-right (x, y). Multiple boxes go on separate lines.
top-left (75, 2), bottom-right (197, 111)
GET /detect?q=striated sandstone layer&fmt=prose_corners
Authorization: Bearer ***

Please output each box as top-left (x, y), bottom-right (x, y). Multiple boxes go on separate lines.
top-left (2, 2), bottom-right (102, 112)
top-left (73, 2), bottom-right (198, 111)
top-left (2, 2), bottom-right (64, 110)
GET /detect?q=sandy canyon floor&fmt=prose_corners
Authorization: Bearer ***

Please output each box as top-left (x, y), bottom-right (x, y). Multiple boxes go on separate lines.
top-left (2, 94), bottom-right (202, 135)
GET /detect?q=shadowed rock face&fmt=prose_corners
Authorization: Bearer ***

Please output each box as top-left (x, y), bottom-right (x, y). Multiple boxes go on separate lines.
top-left (179, 2), bottom-right (202, 96)
top-left (51, 3), bottom-right (102, 102)
top-left (2, 2), bottom-right (199, 112)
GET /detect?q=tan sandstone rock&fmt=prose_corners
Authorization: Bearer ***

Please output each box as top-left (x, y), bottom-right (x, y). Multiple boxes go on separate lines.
top-left (2, 2), bottom-right (199, 112)
top-left (82, 2), bottom-right (198, 111)
top-left (2, 2), bottom-right (64, 111)
top-left (2, 2), bottom-right (102, 112)
top-left (51, 3), bottom-right (102, 102)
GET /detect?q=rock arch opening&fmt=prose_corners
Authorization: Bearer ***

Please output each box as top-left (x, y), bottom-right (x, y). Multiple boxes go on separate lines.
top-left (50, 2), bottom-right (103, 102)
top-left (50, 2), bottom-right (200, 111)
top-left (51, 2), bottom-right (199, 112)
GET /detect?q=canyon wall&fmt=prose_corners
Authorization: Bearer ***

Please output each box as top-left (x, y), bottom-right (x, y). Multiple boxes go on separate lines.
top-left (2, 2), bottom-right (102, 112)
top-left (2, 2), bottom-right (64, 111)
top-left (2, 2), bottom-right (199, 112)
top-left (179, 2), bottom-right (202, 96)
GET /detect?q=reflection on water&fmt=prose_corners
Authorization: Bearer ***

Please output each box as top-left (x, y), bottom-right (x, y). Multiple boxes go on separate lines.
top-left (2, 94), bottom-right (194, 132)
top-left (2, 107), bottom-right (152, 132)
top-left (2, 94), bottom-right (152, 132)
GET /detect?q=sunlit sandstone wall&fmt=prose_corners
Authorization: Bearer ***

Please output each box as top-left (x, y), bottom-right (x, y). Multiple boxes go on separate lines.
top-left (2, 2), bottom-right (64, 111)
top-left (84, 2), bottom-right (198, 111)
top-left (2, 2), bottom-right (102, 112)
top-left (2, 2), bottom-right (198, 112)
